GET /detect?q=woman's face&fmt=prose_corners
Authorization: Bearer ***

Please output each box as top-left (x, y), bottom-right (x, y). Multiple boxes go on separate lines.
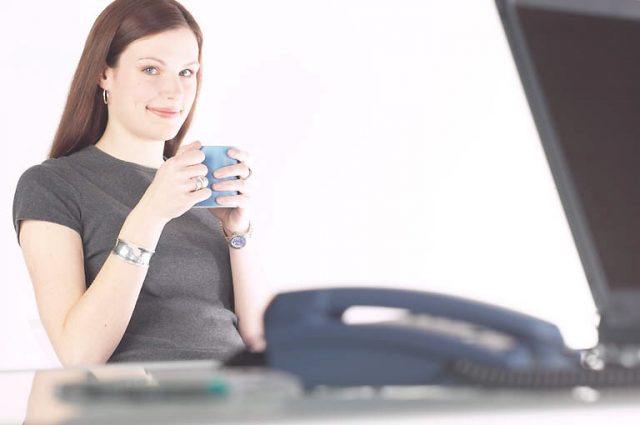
top-left (101, 27), bottom-right (200, 143)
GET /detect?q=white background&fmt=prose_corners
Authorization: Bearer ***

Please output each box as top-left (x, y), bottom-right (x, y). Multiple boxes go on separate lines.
top-left (0, 0), bottom-right (597, 370)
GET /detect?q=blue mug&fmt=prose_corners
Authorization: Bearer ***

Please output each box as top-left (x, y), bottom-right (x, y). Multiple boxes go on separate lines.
top-left (193, 146), bottom-right (239, 208)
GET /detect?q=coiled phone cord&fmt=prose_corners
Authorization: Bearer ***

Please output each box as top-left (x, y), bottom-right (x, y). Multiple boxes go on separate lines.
top-left (450, 359), bottom-right (640, 388)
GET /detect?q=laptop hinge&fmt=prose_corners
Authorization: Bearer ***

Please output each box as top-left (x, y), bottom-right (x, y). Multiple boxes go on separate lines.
top-left (598, 316), bottom-right (640, 345)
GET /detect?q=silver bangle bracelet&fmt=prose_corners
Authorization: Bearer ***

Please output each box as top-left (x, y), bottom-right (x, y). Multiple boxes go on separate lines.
top-left (112, 239), bottom-right (155, 267)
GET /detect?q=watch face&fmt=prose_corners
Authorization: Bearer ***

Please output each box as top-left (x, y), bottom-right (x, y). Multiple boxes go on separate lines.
top-left (229, 235), bottom-right (246, 249)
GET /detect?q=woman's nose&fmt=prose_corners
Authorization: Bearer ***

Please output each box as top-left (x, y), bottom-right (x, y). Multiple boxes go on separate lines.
top-left (160, 74), bottom-right (183, 99)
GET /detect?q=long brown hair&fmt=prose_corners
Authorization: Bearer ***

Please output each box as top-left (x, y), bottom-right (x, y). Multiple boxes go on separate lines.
top-left (48, 0), bottom-right (203, 159)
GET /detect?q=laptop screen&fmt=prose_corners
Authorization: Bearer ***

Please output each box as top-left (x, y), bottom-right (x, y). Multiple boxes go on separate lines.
top-left (497, 0), bottom-right (640, 332)
top-left (516, 6), bottom-right (640, 290)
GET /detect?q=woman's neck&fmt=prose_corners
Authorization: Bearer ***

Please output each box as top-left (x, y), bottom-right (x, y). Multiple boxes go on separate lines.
top-left (95, 126), bottom-right (166, 169)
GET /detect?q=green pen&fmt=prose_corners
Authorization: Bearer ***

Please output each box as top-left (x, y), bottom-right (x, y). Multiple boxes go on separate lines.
top-left (57, 378), bottom-right (232, 402)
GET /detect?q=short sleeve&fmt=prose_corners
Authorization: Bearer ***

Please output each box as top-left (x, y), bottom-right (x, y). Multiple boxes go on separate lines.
top-left (13, 164), bottom-right (82, 243)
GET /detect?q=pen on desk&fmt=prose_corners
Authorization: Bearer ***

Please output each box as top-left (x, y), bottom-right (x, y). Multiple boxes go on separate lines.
top-left (57, 378), bottom-right (231, 401)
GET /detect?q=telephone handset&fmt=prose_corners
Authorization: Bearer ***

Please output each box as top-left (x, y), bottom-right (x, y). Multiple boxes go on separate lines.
top-left (263, 287), bottom-right (640, 388)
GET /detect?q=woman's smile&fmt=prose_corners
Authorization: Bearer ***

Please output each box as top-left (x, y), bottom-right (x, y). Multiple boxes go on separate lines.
top-left (147, 106), bottom-right (181, 119)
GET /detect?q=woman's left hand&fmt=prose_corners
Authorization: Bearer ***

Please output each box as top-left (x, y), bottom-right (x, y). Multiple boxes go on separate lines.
top-left (208, 148), bottom-right (253, 234)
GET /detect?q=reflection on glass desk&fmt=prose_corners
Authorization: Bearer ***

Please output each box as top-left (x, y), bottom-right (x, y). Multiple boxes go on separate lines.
top-left (3, 360), bottom-right (640, 424)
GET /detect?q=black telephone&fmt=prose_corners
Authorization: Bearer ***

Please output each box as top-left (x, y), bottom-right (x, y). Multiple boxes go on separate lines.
top-left (262, 287), bottom-right (640, 389)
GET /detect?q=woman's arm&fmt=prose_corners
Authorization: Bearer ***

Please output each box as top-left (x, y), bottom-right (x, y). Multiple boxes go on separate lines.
top-left (19, 205), bottom-right (166, 367)
top-left (206, 147), bottom-right (273, 352)
top-left (228, 237), bottom-right (273, 352)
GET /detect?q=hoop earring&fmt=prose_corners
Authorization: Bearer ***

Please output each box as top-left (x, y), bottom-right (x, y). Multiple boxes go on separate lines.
top-left (102, 89), bottom-right (109, 105)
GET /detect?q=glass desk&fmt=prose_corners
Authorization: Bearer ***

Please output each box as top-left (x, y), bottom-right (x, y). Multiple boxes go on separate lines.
top-left (2, 360), bottom-right (640, 424)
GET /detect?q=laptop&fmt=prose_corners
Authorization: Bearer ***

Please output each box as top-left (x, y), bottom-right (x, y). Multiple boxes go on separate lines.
top-left (496, 0), bottom-right (640, 353)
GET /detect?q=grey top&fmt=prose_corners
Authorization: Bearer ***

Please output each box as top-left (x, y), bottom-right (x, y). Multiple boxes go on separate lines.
top-left (12, 145), bottom-right (245, 362)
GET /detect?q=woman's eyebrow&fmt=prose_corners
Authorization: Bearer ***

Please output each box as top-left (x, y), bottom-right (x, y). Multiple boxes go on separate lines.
top-left (137, 57), bottom-right (199, 66)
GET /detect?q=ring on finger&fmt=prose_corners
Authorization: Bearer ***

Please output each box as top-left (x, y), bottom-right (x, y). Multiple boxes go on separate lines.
top-left (192, 175), bottom-right (208, 191)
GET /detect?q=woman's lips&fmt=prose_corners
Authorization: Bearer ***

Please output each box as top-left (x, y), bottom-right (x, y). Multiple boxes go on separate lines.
top-left (147, 107), bottom-right (180, 119)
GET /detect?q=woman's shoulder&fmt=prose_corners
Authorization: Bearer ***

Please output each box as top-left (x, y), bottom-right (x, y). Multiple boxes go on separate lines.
top-left (20, 146), bottom-right (94, 182)
top-left (19, 158), bottom-right (70, 186)
top-left (13, 152), bottom-right (86, 238)
top-left (17, 148), bottom-right (95, 195)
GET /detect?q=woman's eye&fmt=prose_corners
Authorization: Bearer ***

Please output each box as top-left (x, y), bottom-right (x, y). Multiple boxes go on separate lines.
top-left (180, 69), bottom-right (194, 78)
top-left (142, 67), bottom-right (158, 75)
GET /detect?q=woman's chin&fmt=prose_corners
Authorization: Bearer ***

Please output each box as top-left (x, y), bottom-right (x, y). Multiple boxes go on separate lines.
top-left (145, 127), bottom-right (182, 142)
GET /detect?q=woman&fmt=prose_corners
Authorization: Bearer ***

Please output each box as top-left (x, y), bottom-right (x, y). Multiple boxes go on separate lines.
top-left (12, 0), bottom-right (271, 366)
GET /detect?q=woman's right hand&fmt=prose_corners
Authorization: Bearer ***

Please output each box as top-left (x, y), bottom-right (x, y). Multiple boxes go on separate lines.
top-left (135, 141), bottom-right (211, 224)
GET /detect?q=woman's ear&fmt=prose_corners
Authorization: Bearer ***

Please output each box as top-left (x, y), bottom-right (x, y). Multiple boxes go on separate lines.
top-left (98, 67), bottom-right (113, 91)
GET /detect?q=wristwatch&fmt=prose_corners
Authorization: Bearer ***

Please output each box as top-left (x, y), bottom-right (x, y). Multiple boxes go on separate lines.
top-left (222, 222), bottom-right (252, 249)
